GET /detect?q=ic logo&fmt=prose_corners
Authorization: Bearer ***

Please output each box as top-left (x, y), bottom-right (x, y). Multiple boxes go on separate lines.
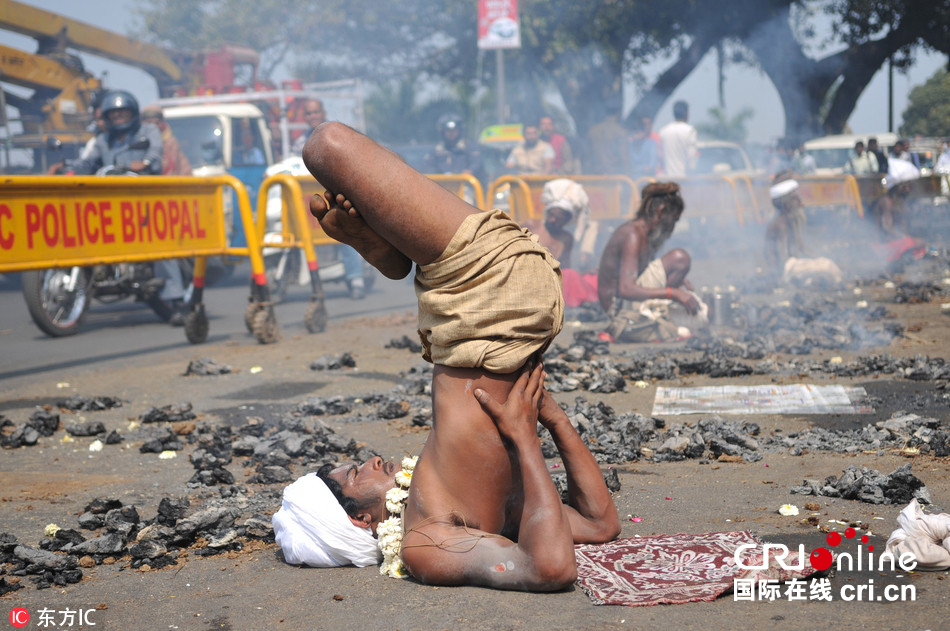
top-left (8, 607), bottom-right (29, 628)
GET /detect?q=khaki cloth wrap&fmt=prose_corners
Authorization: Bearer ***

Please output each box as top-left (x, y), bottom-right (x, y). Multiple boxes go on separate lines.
top-left (415, 209), bottom-right (564, 374)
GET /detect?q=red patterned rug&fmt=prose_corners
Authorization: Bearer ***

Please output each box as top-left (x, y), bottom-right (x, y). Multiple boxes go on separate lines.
top-left (574, 531), bottom-right (818, 606)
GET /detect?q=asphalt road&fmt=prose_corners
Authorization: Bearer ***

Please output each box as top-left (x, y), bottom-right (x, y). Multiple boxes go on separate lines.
top-left (0, 262), bottom-right (415, 387)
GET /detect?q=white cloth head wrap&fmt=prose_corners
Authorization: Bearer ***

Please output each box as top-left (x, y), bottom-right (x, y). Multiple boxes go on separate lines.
top-left (540, 178), bottom-right (591, 242)
top-left (770, 178), bottom-right (799, 199)
top-left (272, 472), bottom-right (382, 568)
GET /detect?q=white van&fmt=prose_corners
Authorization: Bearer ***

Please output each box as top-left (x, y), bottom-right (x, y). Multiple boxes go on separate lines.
top-left (803, 132), bottom-right (897, 174)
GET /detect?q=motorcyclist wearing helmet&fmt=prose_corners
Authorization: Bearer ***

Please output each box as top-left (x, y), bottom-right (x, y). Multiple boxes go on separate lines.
top-left (73, 90), bottom-right (163, 175)
top-left (423, 114), bottom-right (482, 180)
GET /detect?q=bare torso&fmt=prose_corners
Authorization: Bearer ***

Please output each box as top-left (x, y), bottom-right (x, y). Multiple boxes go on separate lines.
top-left (404, 365), bottom-right (524, 538)
top-left (596, 219), bottom-right (649, 311)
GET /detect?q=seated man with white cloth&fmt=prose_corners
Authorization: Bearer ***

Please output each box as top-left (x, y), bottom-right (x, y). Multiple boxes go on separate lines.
top-left (597, 182), bottom-right (709, 342)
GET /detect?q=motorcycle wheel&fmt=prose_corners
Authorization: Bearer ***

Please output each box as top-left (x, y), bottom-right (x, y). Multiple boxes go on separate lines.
top-left (22, 268), bottom-right (91, 337)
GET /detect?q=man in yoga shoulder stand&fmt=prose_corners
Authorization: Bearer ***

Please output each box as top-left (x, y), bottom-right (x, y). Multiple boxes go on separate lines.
top-left (274, 121), bottom-right (620, 591)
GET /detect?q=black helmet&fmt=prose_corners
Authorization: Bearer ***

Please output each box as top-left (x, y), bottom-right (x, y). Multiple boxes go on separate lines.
top-left (438, 113), bottom-right (463, 134)
top-left (100, 90), bottom-right (140, 134)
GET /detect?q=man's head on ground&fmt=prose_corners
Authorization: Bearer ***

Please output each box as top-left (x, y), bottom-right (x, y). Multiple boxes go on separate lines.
top-left (317, 457), bottom-right (397, 533)
top-left (636, 182), bottom-right (684, 251)
top-left (303, 99), bottom-right (327, 129)
top-left (271, 468), bottom-right (384, 568)
top-left (523, 124), bottom-right (540, 148)
top-left (770, 170), bottom-right (802, 214)
top-left (672, 100), bottom-right (689, 122)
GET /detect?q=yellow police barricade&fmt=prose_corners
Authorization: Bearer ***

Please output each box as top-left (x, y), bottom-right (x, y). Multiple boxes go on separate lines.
top-left (427, 174), bottom-right (487, 211)
top-left (752, 174), bottom-right (866, 219)
top-left (255, 172), bottom-right (329, 334)
top-left (0, 174), bottom-right (277, 344)
top-left (722, 174), bottom-right (763, 225)
top-left (674, 175), bottom-right (747, 230)
top-left (486, 174), bottom-right (639, 223)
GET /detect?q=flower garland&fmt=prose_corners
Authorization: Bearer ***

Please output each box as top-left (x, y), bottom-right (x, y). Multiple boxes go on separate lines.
top-left (377, 456), bottom-right (417, 578)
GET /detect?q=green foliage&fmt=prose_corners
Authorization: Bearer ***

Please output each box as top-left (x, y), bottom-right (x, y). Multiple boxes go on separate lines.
top-left (901, 69), bottom-right (950, 137)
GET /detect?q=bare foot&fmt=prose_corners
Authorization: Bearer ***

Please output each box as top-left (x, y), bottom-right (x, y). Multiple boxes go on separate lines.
top-left (309, 192), bottom-right (413, 279)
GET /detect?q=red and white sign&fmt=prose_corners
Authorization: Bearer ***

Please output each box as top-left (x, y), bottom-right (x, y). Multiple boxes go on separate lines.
top-left (478, 0), bottom-right (521, 50)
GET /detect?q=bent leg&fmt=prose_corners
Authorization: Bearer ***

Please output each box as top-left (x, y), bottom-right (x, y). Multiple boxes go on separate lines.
top-left (303, 122), bottom-right (479, 267)
top-left (660, 248), bottom-right (691, 288)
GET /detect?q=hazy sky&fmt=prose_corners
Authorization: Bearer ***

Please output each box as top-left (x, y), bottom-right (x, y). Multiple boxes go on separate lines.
top-left (4, 1), bottom-right (945, 144)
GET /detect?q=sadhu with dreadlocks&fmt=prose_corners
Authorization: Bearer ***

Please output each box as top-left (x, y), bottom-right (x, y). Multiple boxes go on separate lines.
top-left (597, 181), bottom-right (709, 343)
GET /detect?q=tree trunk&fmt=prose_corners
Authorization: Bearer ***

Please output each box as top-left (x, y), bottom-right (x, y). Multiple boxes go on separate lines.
top-left (625, 34), bottom-right (717, 126)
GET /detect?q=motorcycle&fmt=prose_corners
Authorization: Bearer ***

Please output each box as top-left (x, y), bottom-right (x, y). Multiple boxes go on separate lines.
top-left (22, 260), bottom-right (193, 337)
top-left (22, 139), bottom-right (192, 337)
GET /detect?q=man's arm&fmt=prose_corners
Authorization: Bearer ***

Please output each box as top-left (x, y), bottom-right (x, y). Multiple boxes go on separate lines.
top-left (401, 364), bottom-right (578, 591)
top-left (538, 386), bottom-right (620, 543)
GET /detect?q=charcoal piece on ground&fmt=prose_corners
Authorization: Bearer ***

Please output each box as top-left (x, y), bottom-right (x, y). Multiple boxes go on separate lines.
top-left (27, 409), bottom-right (60, 436)
top-left (77, 512), bottom-right (104, 530)
top-left (0, 576), bottom-right (22, 596)
top-left (791, 464), bottom-right (931, 505)
top-left (104, 429), bottom-right (123, 444)
top-left (14, 545), bottom-right (78, 571)
top-left (174, 507), bottom-right (240, 542)
top-left (65, 421), bottom-right (106, 437)
top-left (232, 435), bottom-right (267, 457)
top-left (189, 468), bottom-right (235, 486)
top-left (141, 402), bottom-right (196, 423)
top-left (296, 396), bottom-right (351, 416)
top-left (184, 358), bottom-right (233, 376)
top-left (41, 529), bottom-right (86, 552)
top-left (1, 426), bottom-right (40, 448)
top-left (241, 515), bottom-right (274, 539)
top-left (104, 506), bottom-right (140, 535)
top-left (932, 430), bottom-right (950, 457)
top-left (56, 395), bottom-right (124, 411)
top-left (67, 533), bottom-right (126, 556)
top-left (385, 335), bottom-right (422, 353)
top-left (275, 432), bottom-right (313, 458)
top-left (139, 429), bottom-right (184, 453)
top-left (411, 409), bottom-right (432, 427)
top-left (260, 449), bottom-right (291, 467)
top-left (249, 465), bottom-right (292, 484)
top-left (309, 352), bottom-right (356, 371)
top-left (129, 539), bottom-right (167, 560)
top-left (377, 398), bottom-right (410, 420)
top-left (85, 498), bottom-right (123, 514)
top-left (588, 367), bottom-right (626, 394)
top-left (156, 497), bottom-right (191, 526)
top-left (134, 523), bottom-right (175, 542)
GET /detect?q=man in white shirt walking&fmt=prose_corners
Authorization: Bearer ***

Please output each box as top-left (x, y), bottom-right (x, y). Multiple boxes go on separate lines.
top-left (658, 101), bottom-right (697, 178)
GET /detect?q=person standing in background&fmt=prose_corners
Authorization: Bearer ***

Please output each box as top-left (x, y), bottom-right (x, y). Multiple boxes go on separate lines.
top-left (658, 101), bottom-right (697, 178)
